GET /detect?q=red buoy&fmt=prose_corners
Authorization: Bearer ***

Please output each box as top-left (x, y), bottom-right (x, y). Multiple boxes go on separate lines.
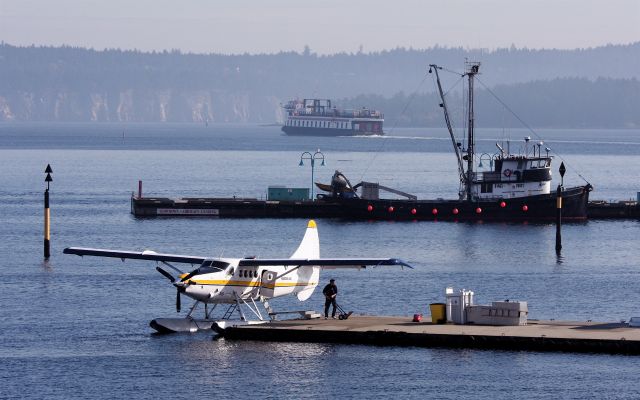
top-left (476, 207), bottom-right (482, 214)
top-left (388, 206), bottom-right (394, 213)
top-left (522, 205), bottom-right (528, 212)
top-left (367, 205), bottom-right (373, 212)
top-left (500, 201), bottom-right (506, 208)
top-left (432, 208), bottom-right (438, 215)
top-left (411, 208), bottom-right (417, 215)
top-left (452, 208), bottom-right (459, 215)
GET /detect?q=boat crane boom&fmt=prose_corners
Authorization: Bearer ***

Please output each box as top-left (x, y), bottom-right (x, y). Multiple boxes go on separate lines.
top-left (430, 64), bottom-right (466, 199)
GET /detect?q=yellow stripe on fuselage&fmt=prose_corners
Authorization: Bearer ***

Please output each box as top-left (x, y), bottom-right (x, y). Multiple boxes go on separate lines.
top-left (187, 279), bottom-right (316, 288)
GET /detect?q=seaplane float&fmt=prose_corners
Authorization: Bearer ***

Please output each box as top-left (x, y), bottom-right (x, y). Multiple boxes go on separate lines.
top-left (64, 220), bottom-right (411, 333)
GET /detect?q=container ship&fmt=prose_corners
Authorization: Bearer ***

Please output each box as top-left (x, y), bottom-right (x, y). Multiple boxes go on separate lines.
top-left (281, 98), bottom-right (384, 136)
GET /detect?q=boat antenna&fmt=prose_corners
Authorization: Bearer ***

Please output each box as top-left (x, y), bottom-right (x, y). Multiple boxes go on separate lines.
top-left (430, 64), bottom-right (466, 199)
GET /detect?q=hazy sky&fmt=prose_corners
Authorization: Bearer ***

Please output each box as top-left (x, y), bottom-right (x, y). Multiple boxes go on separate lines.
top-left (1, 0), bottom-right (638, 54)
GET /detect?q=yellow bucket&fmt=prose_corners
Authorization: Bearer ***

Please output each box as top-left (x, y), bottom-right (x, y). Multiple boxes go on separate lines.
top-left (429, 303), bottom-right (446, 324)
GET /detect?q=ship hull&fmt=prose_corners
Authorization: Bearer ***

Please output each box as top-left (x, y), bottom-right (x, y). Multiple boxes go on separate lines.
top-left (132, 185), bottom-right (591, 222)
top-left (281, 126), bottom-right (383, 137)
top-left (337, 186), bottom-right (590, 221)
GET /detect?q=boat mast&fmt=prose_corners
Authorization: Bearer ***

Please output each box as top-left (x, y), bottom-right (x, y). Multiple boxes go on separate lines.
top-left (465, 61), bottom-right (480, 201)
top-left (430, 64), bottom-right (466, 199)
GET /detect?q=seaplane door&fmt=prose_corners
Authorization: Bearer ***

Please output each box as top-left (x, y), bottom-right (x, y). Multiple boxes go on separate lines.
top-left (259, 270), bottom-right (277, 298)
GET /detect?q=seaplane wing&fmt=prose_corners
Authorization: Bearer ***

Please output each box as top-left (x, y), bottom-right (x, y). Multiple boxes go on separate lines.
top-left (238, 258), bottom-right (412, 269)
top-left (63, 247), bottom-right (206, 265)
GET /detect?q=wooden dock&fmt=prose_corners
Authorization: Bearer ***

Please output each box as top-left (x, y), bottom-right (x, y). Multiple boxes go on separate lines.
top-left (219, 316), bottom-right (640, 355)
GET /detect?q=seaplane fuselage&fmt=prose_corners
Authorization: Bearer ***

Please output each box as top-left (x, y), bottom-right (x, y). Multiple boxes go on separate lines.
top-left (176, 259), bottom-right (319, 303)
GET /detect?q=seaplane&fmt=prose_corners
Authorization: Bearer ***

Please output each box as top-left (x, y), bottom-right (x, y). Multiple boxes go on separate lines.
top-left (64, 220), bottom-right (412, 333)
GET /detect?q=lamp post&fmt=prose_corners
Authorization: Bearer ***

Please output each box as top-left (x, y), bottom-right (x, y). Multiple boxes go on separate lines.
top-left (478, 153), bottom-right (493, 170)
top-left (299, 150), bottom-right (325, 200)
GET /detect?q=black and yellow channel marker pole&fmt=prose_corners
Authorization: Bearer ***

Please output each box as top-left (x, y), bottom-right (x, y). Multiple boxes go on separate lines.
top-left (44, 164), bottom-right (53, 259)
top-left (555, 162), bottom-right (566, 255)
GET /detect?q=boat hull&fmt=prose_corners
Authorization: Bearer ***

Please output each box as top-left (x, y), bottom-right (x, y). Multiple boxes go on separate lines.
top-left (132, 185), bottom-right (591, 222)
top-left (338, 186), bottom-right (590, 221)
top-left (281, 126), bottom-right (383, 137)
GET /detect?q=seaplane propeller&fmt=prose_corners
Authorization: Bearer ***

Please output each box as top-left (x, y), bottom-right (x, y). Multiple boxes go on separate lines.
top-left (155, 266), bottom-right (195, 313)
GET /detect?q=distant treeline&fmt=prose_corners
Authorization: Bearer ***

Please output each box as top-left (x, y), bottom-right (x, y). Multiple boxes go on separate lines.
top-left (0, 42), bottom-right (638, 127)
top-left (341, 77), bottom-right (640, 129)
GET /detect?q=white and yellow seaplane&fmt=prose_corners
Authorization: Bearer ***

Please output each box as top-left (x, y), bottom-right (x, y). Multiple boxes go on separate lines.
top-left (64, 220), bottom-right (411, 333)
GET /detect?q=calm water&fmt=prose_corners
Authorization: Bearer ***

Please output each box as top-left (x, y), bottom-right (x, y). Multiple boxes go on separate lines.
top-left (1, 123), bottom-right (640, 399)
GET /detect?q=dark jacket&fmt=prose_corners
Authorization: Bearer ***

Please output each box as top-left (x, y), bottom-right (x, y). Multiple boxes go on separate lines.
top-left (323, 283), bottom-right (338, 298)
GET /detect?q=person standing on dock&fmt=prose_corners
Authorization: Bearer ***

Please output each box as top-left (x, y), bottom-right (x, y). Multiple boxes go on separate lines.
top-left (323, 279), bottom-right (338, 319)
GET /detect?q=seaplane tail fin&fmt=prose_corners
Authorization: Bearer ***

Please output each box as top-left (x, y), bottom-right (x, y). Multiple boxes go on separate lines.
top-left (290, 220), bottom-right (320, 259)
top-left (293, 220), bottom-right (320, 301)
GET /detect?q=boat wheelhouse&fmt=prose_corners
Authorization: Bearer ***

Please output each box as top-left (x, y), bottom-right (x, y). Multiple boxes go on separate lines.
top-left (472, 139), bottom-right (553, 200)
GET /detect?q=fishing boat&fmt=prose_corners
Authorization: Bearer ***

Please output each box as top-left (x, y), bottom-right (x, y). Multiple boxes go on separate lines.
top-left (281, 98), bottom-right (384, 136)
top-left (314, 62), bottom-right (592, 221)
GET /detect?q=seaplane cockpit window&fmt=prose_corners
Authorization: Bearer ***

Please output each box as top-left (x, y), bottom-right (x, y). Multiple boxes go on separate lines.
top-left (197, 260), bottom-right (229, 274)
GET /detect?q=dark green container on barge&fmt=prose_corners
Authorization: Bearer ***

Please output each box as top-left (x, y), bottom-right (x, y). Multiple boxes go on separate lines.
top-left (267, 186), bottom-right (310, 201)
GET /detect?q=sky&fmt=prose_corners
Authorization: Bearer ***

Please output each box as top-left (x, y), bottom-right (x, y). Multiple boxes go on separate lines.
top-left (0, 0), bottom-right (638, 54)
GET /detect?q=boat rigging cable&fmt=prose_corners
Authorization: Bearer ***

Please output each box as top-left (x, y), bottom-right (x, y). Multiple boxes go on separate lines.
top-left (475, 77), bottom-right (591, 186)
top-left (357, 74), bottom-right (429, 182)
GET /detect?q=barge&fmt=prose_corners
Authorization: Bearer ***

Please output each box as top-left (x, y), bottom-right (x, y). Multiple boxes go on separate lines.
top-left (131, 194), bottom-right (636, 220)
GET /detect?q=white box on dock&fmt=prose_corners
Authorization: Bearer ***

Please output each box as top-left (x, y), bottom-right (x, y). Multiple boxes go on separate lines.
top-left (465, 301), bottom-right (528, 326)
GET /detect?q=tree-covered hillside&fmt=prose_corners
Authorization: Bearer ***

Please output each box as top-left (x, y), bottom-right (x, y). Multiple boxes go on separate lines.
top-left (0, 43), bottom-right (638, 127)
